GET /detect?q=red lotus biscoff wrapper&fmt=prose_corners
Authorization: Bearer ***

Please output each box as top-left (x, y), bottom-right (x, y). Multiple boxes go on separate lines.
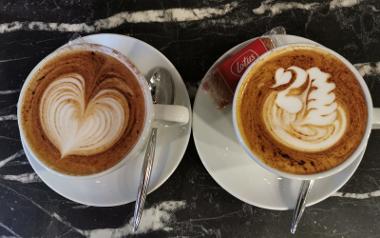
top-left (204, 37), bottom-right (274, 108)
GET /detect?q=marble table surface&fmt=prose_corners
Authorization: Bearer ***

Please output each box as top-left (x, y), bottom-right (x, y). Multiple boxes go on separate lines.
top-left (0, 0), bottom-right (380, 237)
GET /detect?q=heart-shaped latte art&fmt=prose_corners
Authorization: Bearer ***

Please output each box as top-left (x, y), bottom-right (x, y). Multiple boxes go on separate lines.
top-left (39, 73), bottom-right (129, 157)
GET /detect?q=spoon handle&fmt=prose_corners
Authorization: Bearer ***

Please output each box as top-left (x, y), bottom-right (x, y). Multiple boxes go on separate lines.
top-left (132, 128), bottom-right (157, 232)
top-left (290, 179), bottom-right (314, 234)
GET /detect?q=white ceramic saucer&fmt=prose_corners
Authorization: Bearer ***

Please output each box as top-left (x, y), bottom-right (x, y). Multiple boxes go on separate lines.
top-left (23, 34), bottom-right (192, 207)
top-left (192, 35), bottom-right (364, 210)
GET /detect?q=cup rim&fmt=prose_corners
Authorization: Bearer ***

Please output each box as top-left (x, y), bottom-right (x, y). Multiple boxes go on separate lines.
top-left (17, 42), bottom-right (154, 179)
top-left (232, 43), bottom-right (373, 181)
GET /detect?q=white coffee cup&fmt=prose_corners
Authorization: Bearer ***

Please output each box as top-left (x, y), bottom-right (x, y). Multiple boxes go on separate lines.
top-left (17, 43), bottom-right (189, 178)
top-left (232, 43), bottom-right (380, 181)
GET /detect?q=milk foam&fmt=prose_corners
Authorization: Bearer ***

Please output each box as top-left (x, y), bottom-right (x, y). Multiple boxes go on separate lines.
top-left (39, 73), bottom-right (129, 157)
top-left (263, 66), bottom-right (347, 152)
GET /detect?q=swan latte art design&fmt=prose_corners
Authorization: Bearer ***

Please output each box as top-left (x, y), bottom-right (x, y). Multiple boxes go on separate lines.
top-left (236, 46), bottom-right (367, 174)
top-left (263, 66), bottom-right (346, 152)
top-left (20, 47), bottom-right (146, 175)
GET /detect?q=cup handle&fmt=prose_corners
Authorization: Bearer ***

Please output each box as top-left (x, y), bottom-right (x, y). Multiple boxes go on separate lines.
top-left (152, 104), bottom-right (189, 128)
top-left (373, 108), bottom-right (380, 129)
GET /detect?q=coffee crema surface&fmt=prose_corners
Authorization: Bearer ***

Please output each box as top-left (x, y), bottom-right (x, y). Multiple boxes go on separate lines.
top-left (21, 49), bottom-right (146, 175)
top-left (237, 46), bottom-right (367, 174)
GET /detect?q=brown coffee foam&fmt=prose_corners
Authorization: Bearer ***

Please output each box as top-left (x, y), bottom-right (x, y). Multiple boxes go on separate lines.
top-left (237, 46), bottom-right (367, 175)
top-left (21, 49), bottom-right (146, 175)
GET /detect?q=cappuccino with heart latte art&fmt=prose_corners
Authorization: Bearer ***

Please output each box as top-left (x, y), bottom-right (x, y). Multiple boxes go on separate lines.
top-left (236, 45), bottom-right (367, 174)
top-left (20, 45), bottom-right (146, 175)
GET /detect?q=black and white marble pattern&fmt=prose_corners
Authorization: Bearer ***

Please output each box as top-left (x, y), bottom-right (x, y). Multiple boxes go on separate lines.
top-left (0, 0), bottom-right (380, 237)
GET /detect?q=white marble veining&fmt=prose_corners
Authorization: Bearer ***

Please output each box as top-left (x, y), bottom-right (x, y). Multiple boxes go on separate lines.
top-left (0, 89), bottom-right (20, 95)
top-left (0, 150), bottom-right (24, 169)
top-left (0, 114), bottom-right (17, 122)
top-left (1, 173), bottom-right (41, 183)
top-left (253, 1), bottom-right (319, 16)
top-left (333, 190), bottom-right (380, 199)
top-left (0, 151), bottom-right (39, 184)
top-left (329, 0), bottom-right (363, 10)
top-left (0, 0), bottom-right (372, 33)
top-left (0, 190), bottom-right (186, 238)
top-left (83, 201), bottom-right (186, 237)
top-left (253, 0), bottom-right (363, 16)
top-left (0, 2), bottom-right (237, 33)
top-left (0, 2), bottom-right (378, 237)
top-left (40, 200), bottom-right (186, 237)
top-left (71, 204), bottom-right (90, 209)
top-left (95, 2), bottom-right (237, 26)
top-left (0, 57), bottom-right (31, 63)
top-left (354, 62), bottom-right (380, 77)
top-left (0, 222), bottom-right (21, 238)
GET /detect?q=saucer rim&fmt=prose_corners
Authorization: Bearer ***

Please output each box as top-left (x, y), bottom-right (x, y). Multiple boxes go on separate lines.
top-left (193, 87), bottom-right (364, 210)
top-left (192, 34), bottom-right (364, 210)
top-left (22, 33), bottom-right (192, 207)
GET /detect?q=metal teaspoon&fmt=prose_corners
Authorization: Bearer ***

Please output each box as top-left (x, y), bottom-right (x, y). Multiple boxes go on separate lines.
top-left (290, 179), bottom-right (314, 234)
top-left (132, 68), bottom-right (174, 232)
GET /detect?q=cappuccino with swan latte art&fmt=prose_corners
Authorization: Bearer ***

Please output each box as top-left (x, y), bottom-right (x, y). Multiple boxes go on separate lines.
top-left (20, 46), bottom-right (146, 175)
top-left (236, 45), bottom-right (367, 174)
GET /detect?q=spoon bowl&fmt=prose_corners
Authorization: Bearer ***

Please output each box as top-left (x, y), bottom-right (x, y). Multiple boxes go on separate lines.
top-left (147, 68), bottom-right (174, 105)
